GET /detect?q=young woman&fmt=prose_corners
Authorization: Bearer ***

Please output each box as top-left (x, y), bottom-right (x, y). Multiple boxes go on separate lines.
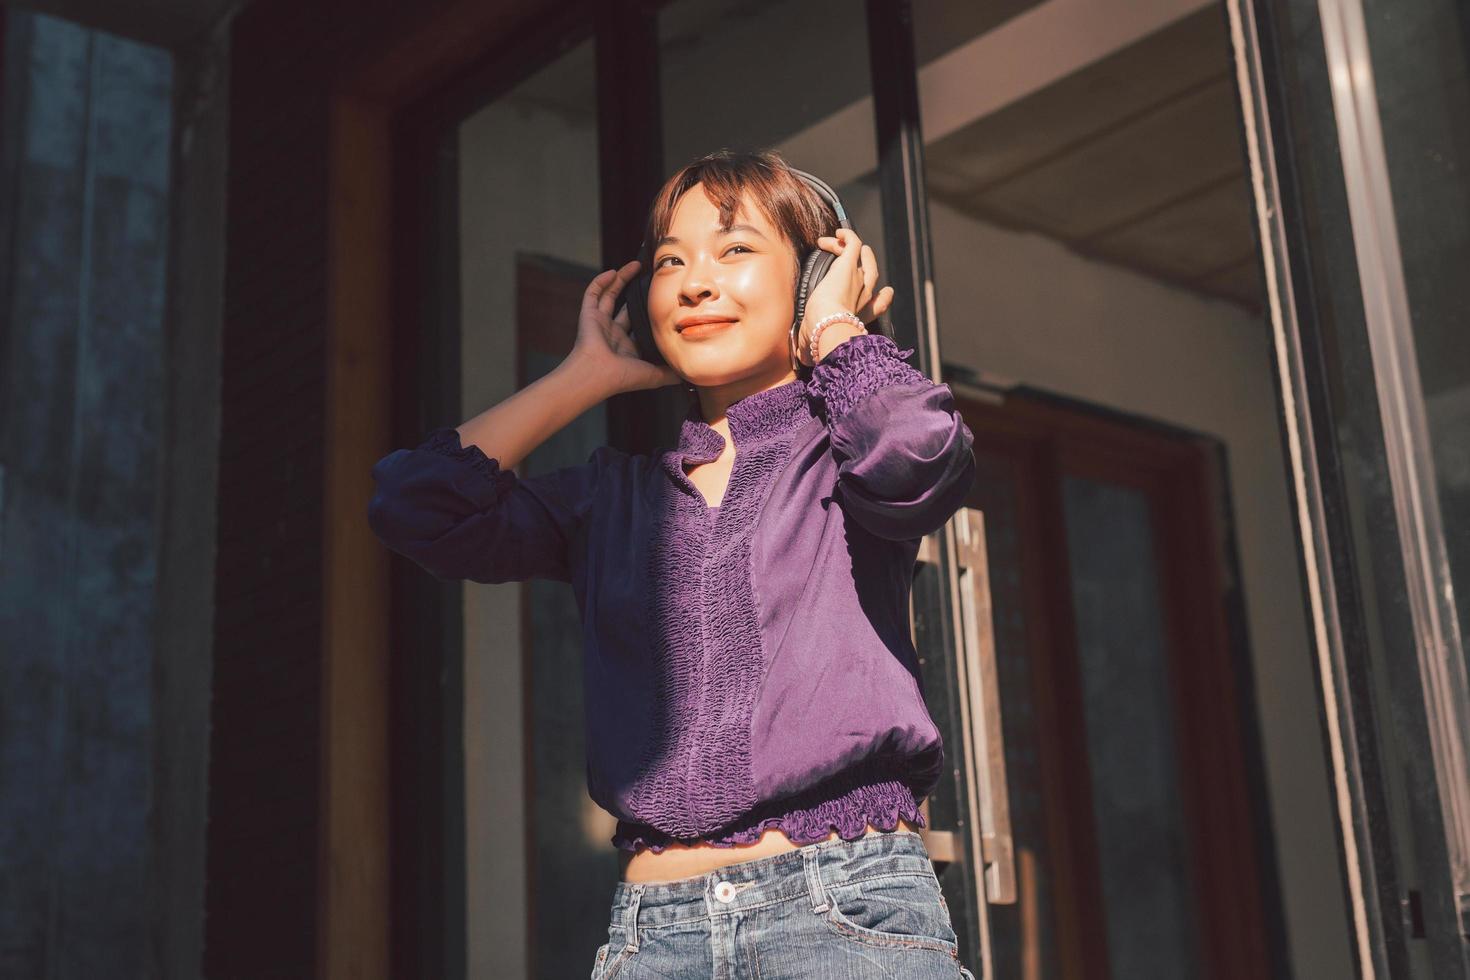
top-left (368, 149), bottom-right (978, 978)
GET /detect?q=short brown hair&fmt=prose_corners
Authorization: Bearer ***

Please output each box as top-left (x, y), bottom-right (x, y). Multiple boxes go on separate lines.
top-left (643, 148), bottom-right (839, 279)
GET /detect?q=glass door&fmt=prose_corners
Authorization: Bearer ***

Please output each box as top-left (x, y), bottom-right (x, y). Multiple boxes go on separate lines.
top-left (904, 0), bottom-right (1350, 977)
top-left (905, 0), bottom-right (1470, 976)
top-left (1233, 0), bottom-right (1470, 975)
top-left (934, 390), bottom-right (1282, 979)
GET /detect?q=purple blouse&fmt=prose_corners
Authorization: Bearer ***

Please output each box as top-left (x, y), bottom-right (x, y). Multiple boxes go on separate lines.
top-left (366, 333), bottom-right (977, 852)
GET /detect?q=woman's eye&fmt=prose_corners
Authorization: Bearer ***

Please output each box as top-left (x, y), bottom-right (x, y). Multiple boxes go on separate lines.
top-left (655, 245), bottom-right (752, 269)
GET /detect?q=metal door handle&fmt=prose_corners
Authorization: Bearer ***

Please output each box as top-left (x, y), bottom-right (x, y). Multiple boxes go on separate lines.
top-left (915, 507), bottom-right (1017, 904)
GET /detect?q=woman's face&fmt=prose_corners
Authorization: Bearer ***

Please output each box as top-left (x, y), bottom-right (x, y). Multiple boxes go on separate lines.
top-left (647, 183), bottom-right (799, 388)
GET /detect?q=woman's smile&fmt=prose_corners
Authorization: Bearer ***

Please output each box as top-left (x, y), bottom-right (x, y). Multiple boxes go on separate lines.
top-left (679, 317), bottom-right (738, 339)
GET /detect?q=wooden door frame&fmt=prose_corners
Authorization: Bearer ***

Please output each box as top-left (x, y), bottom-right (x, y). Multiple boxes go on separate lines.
top-left (324, 2), bottom-right (595, 978)
top-left (953, 387), bottom-right (1284, 979)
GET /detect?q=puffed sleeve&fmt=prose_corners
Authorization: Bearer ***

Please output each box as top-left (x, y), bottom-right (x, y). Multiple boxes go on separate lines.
top-left (807, 333), bottom-right (976, 541)
top-left (366, 426), bottom-right (619, 584)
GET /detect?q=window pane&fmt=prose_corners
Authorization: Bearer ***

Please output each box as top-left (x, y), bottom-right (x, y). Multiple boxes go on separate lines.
top-left (1062, 475), bottom-right (1203, 979)
top-left (1363, 0), bottom-right (1470, 682)
top-left (454, 36), bottom-right (610, 980)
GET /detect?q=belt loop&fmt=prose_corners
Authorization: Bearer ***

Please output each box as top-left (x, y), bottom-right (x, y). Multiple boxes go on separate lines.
top-left (623, 884), bottom-right (645, 952)
top-left (803, 847), bottom-right (830, 914)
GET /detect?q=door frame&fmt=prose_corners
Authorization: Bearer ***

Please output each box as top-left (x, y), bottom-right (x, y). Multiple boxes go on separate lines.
top-left (327, 2), bottom-right (597, 978)
top-left (955, 386), bottom-right (1287, 979)
top-left (1222, 0), bottom-right (1465, 973)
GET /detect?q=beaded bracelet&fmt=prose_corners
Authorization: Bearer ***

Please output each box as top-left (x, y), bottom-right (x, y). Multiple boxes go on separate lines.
top-left (809, 311), bottom-right (868, 364)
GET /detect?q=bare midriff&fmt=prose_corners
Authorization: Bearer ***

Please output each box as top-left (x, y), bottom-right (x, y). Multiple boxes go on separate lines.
top-left (617, 818), bottom-right (921, 884)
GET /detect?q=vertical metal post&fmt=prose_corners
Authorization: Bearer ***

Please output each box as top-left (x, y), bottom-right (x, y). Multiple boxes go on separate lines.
top-left (865, 0), bottom-right (990, 973)
top-left (595, 0), bottom-right (686, 458)
top-left (1317, 0), bottom-right (1470, 968)
top-left (1225, 0), bottom-right (1423, 975)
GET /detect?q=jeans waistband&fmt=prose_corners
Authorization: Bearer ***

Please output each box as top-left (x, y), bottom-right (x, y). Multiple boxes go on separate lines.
top-left (607, 830), bottom-right (935, 946)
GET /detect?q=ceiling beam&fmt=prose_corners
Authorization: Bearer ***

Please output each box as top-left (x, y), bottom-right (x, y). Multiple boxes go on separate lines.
top-left (779, 0), bottom-right (1212, 188)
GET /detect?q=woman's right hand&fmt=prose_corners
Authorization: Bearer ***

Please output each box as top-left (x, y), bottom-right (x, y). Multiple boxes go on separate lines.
top-left (569, 260), bottom-right (684, 395)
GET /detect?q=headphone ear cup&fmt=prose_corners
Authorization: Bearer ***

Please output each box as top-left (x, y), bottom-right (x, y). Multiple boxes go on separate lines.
top-left (794, 247), bottom-right (836, 332)
top-left (624, 272), bottom-right (662, 366)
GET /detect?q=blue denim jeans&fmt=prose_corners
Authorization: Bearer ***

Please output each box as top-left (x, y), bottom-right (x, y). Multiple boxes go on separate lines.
top-left (591, 829), bottom-right (978, 979)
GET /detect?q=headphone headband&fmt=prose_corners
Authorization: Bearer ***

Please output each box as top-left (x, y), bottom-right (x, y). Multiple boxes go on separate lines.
top-left (635, 166), bottom-right (851, 258)
top-left (788, 167), bottom-right (851, 230)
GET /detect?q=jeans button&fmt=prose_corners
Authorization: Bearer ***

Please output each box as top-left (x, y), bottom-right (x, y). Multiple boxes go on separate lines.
top-left (714, 880), bottom-right (736, 903)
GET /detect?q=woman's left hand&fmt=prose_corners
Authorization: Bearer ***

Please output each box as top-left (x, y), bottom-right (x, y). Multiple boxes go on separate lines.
top-left (796, 228), bottom-right (895, 367)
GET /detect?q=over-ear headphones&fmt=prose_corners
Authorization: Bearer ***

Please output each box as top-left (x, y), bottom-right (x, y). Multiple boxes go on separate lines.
top-left (617, 167), bottom-right (871, 373)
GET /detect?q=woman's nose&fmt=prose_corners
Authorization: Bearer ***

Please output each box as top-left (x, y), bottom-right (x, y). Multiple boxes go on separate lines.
top-left (678, 266), bottom-right (718, 303)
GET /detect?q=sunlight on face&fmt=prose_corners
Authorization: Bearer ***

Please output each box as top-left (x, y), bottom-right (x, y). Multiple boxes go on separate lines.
top-left (647, 182), bottom-right (799, 388)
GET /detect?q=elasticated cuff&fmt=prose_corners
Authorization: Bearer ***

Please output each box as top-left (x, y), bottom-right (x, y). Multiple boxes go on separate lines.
top-left (421, 426), bottom-right (518, 494)
top-left (807, 333), bottom-right (931, 421)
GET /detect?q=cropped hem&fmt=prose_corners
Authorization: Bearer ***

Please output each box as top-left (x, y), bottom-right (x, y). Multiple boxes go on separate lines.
top-left (612, 754), bottom-right (928, 854)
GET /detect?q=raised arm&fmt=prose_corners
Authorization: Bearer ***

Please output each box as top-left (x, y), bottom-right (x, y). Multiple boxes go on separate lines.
top-left (367, 260), bottom-right (680, 583)
top-left (367, 354), bottom-right (618, 584)
top-left (807, 332), bottom-right (976, 541)
top-left (791, 229), bottom-right (974, 540)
